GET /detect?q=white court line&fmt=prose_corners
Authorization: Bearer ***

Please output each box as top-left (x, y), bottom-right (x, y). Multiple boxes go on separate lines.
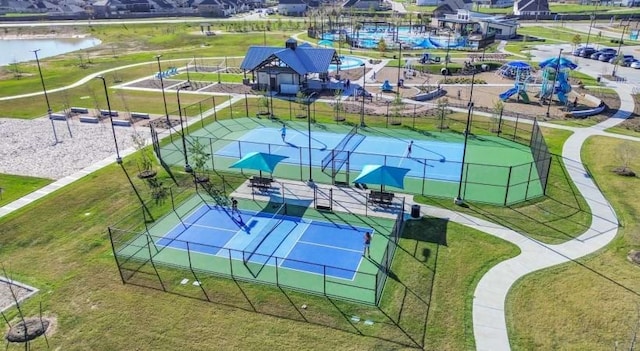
top-left (297, 240), bottom-right (364, 254)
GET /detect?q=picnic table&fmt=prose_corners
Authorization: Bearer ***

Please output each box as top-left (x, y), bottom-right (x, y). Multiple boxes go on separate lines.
top-left (368, 190), bottom-right (395, 205)
top-left (249, 176), bottom-right (273, 189)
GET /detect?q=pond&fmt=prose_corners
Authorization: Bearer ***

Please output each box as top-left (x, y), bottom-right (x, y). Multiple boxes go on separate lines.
top-left (0, 37), bottom-right (101, 66)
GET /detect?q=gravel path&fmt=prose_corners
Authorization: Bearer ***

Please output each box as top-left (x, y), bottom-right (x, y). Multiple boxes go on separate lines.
top-left (0, 279), bottom-right (34, 313)
top-left (0, 117), bottom-right (148, 180)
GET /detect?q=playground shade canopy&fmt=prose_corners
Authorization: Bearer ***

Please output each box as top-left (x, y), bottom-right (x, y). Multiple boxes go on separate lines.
top-left (353, 165), bottom-right (411, 190)
top-left (504, 61), bottom-right (531, 69)
top-left (539, 57), bottom-right (578, 70)
top-left (230, 152), bottom-right (288, 177)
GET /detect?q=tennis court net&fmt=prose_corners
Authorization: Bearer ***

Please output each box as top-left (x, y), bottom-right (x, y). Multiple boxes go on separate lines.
top-left (242, 203), bottom-right (288, 264)
top-left (321, 125), bottom-right (359, 172)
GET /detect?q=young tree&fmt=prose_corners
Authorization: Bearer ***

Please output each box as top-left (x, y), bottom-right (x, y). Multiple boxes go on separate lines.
top-left (436, 97), bottom-right (449, 131)
top-left (378, 37), bottom-right (387, 54)
top-left (492, 99), bottom-right (504, 133)
top-left (334, 89), bottom-right (345, 121)
top-left (571, 34), bottom-right (582, 50)
top-left (295, 91), bottom-right (308, 118)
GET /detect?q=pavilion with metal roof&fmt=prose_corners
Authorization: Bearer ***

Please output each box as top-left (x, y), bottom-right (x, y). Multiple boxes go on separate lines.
top-left (240, 38), bottom-right (341, 94)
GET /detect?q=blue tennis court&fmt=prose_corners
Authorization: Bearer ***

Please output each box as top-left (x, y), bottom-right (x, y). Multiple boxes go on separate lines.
top-left (156, 204), bottom-right (373, 280)
top-left (215, 127), bottom-right (464, 181)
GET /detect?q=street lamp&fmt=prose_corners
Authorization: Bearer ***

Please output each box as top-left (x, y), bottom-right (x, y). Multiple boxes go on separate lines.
top-left (95, 76), bottom-right (122, 164)
top-left (360, 63), bottom-right (366, 127)
top-left (155, 55), bottom-right (171, 127)
top-left (307, 92), bottom-right (317, 184)
top-left (612, 24), bottom-right (629, 77)
top-left (176, 83), bottom-right (193, 173)
top-left (396, 40), bottom-right (402, 97)
top-left (32, 49), bottom-right (59, 145)
top-left (585, 2), bottom-right (600, 49)
top-left (455, 67), bottom-right (477, 205)
top-left (546, 48), bottom-right (564, 118)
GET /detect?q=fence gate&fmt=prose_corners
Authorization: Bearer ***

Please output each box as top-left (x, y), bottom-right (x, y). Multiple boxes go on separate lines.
top-left (314, 187), bottom-right (333, 211)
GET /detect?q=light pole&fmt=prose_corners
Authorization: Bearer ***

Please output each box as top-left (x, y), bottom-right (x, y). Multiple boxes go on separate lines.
top-left (585, 2), bottom-right (600, 49)
top-left (396, 40), bottom-right (402, 97)
top-left (155, 55), bottom-right (170, 127)
top-left (612, 23), bottom-right (629, 77)
top-left (177, 84), bottom-right (193, 173)
top-left (307, 92), bottom-right (317, 184)
top-left (32, 49), bottom-right (59, 145)
top-left (186, 59), bottom-right (191, 83)
top-left (546, 48), bottom-right (563, 118)
top-left (455, 67), bottom-right (477, 205)
top-left (445, 30), bottom-right (451, 73)
top-left (95, 76), bottom-right (122, 164)
top-left (360, 63), bottom-right (366, 127)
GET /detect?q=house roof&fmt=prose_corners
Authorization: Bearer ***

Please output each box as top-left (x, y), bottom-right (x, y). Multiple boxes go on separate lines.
top-left (240, 41), bottom-right (338, 75)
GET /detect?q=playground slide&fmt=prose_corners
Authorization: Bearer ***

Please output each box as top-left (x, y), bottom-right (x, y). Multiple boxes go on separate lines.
top-left (499, 87), bottom-right (518, 101)
top-left (557, 91), bottom-right (568, 105)
top-left (519, 91), bottom-right (530, 103)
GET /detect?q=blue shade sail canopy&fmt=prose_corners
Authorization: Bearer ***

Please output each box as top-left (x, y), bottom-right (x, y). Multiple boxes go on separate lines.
top-left (504, 61), bottom-right (531, 69)
top-left (539, 57), bottom-right (578, 70)
top-left (318, 39), bottom-right (334, 47)
top-left (230, 152), bottom-right (288, 177)
top-left (353, 165), bottom-right (411, 190)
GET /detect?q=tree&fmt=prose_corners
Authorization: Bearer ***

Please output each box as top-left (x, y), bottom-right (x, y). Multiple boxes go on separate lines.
top-left (614, 141), bottom-right (638, 176)
top-left (378, 37), bottom-right (387, 54)
top-left (295, 91), bottom-right (308, 118)
top-left (189, 138), bottom-right (211, 183)
top-left (492, 99), bottom-right (504, 133)
top-left (436, 97), bottom-right (449, 131)
top-left (571, 34), bottom-right (582, 50)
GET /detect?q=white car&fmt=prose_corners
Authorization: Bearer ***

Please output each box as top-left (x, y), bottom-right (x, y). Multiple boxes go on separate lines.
top-left (631, 60), bottom-right (640, 69)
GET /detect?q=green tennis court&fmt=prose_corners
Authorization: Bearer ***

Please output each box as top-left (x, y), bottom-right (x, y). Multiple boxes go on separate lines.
top-left (112, 195), bottom-right (401, 305)
top-left (157, 117), bottom-right (547, 205)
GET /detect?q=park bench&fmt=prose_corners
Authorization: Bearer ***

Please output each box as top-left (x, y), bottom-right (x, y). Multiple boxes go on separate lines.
top-left (249, 176), bottom-right (273, 189)
top-left (111, 119), bottom-right (132, 127)
top-left (100, 109), bottom-right (118, 117)
top-left (131, 112), bottom-right (150, 119)
top-left (49, 113), bottom-right (67, 120)
top-left (368, 190), bottom-right (394, 205)
top-left (70, 107), bottom-right (89, 114)
top-left (79, 116), bottom-right (99, 123)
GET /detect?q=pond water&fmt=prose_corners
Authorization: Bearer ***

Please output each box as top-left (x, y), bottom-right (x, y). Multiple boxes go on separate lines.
top-left (0, 37), bottom-right (101, 66)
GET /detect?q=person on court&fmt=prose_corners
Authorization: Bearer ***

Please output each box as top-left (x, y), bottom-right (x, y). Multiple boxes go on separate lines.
top-left (231, 197), bottom-right (238, 213)
top-left (407, 141), bottom-right (413, 157)
top-left (281, 124), bottom-right (287, 141)
top-left (363, 232), bottom-right (372, 258)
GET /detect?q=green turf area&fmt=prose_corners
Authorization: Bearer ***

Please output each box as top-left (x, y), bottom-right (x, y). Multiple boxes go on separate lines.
top-left (158, 117), bottom-right (543, 206)
top-left (0, 174), bottom-right (53, 207)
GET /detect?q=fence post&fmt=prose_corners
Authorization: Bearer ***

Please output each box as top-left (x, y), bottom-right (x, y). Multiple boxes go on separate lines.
top-left (413, 105), bottom-right (416, 129)
top-left (241, 93), bottom-right (246, 118)
top-left (229, 94), bottom-right (233, 118)
top-left (275, 257), bottom-right (279, 286)
top-left (170, 188), bottom-right (175, 211)
top-left (497, 109), bottom-right (503, 137)
top-left (209, 138), bottom-right (215, 170)
top-left (504, 166), bottom-right (513, 205)
top-left (213, 96), bottom-right (217, 121)
top-left (289, 100), bottom-right (292, 120)
top-left (323, 265), bottom-right (327, 295)
top-left (524, 162), bottom-right (533, 200)
top-left (229, 249), bottom-right (234, 277)
top-left (299, 147), bottom-right (303, 180)
top-left (199, 102), bottom-right (204, 128)
top-left (513, 114), bottom-right (519, 141)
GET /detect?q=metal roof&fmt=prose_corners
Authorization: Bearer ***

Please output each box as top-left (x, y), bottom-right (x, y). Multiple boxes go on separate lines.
top-left (240, 42), bottom-right (337, 75)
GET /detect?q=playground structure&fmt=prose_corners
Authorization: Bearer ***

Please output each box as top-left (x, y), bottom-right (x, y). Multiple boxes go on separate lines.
top-left (538, 57), bottom-right (577, 107)
top-left (499, 61), bottom-right (533, 103)
top-left (381, 80), bottom-right (393, 92)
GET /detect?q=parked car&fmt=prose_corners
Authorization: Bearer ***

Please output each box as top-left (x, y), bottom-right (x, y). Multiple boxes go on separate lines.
top-left (631, 60), bottom-right (640, 69)
top-left (614, 55), bottom-right (635, 65)
top-left (624, 59), bottom-right (639, 67)
top-left (590, 52), bottom-right (604, 60)
top-left (581, 48), bottom-right (597, 58)
top-left (599, 53), bottom-right (616, 62)
top-left (573, 46), bottom-right (594, 56)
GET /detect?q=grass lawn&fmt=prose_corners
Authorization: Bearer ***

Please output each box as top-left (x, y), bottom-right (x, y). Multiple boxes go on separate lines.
top-left (0, 174), bottom-right (52, 207)
top-left (508, 136), bottom-right (640, 350)
top-left (0, 138), bottom-right (517, 350)
top-left (518, 26), bottom-right (625, 47)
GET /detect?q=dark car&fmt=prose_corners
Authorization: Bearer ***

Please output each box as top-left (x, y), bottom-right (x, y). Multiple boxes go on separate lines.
top-left (599, 53), bottom-right (616, 62)
top-left (573, 46), bottom-right (594, 56)
top-left (581, 48), bottom-right (597, 57)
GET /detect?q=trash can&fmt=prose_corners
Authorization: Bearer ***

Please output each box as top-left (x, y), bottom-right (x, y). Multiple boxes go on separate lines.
top-left (411, 204), bottom-right (421, 218)
top-left (596, 76), bottom-right (601, 83)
